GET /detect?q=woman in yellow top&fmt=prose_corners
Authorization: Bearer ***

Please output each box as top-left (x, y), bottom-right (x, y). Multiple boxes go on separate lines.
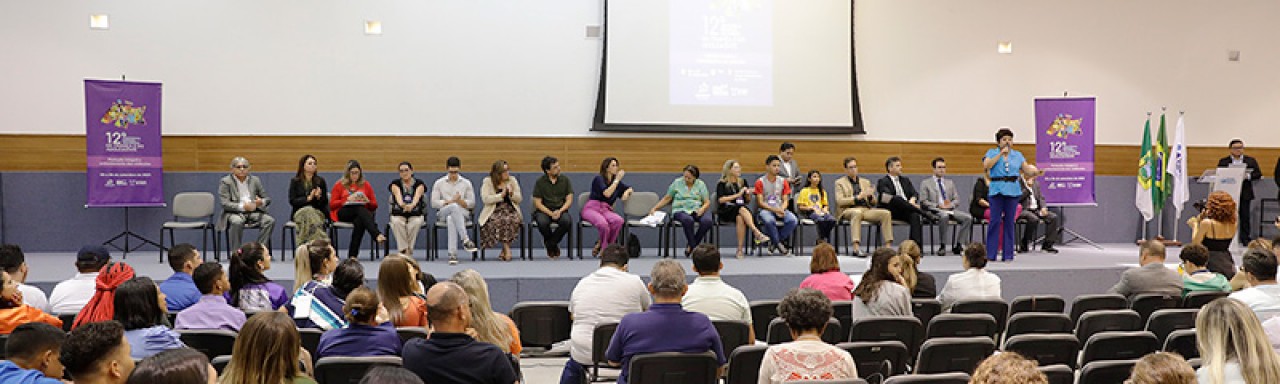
top-left (796, 170), bottom-right (838, 245)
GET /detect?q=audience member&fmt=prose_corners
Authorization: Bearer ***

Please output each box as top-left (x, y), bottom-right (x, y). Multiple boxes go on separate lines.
top-left (897, 240), bottom-right (937, 298)
top-left (682, 243), bottom-right (754, 341)
top-left (72, 262), bottom-right (135, 329)
top-left (377, 255), bottom-right (428, 327)
top-left (1189, 191), bottom-right (1240, 278)
top-left (799, 243), bottom-right (853, 301)
top-left (0, 244), bottom-right (49, 312)
top-left (403, 282), bottom-right (519, 384)
top-left (125, 348), bottom-right (214, 384)
top-left (531, 156), bottom-right (575, 259)
top-left (650, 165), bottom-right (714, 256)
top-left (479, 160), bottom-right (523, 261)
top-left (293, 239), bottom-right (338, 292)
top-left (329, 160), bottom-right (386, 259)
top-left (1218, 139), bottom-right (1262, 246)
top-left (1178, 243), bottom-right (1231, 295)
top-left (49, 244), bottom-right (111, 314)
top-left (1017, 172), bottom-right (1060, 253)
top-left (0, 270), bottom-right (61, 333)
top-left (757, 155), bottom-right (798, 256)
top-left (605, 260), bottom-right (726, 384)
top-left (115, 277), bottom-right (184, 359)
top-left (877, 156), bottom-right (926, 245)
top-left (358, 366), bottom-right (424, 384)
top-left (452, 269), bottom-right (522, 355)
top-left (835, 156), bottom-right (892, 256)
top-left (561, 244), bottom-right (651, 384)
top-left (938, 243), bottom-right (1002, 311)
top-left (0, 323), bottom-right (66, 383)
top-left (758, 288), bottom-right (856, 383)
top-left (431, 156), bottom-right (478, 265)
top-left (777, 142), bottom-right (802, 191)
top-left (795, 170), bottom-right (838, 244)
top-left (716, 159), bottom-right (770, 259)
top-left (220, 311), bottom-right (317, 384)
top-left (983, 128), bottom-right (1040, 262)
top-left (316, 287), bottom-right (400, 359)
top-left (296, 258), bottom-right (363, 330)
top-left (288, 154), bottom-right (330, 245)
top-left (157, 243), bottom-right (201, 312)
top-left (969, 352), bottom-right (1047, 384)
top-left (583, 157), bottom-right (633, 257)
top-left (388, 161), bottom-right (427, 256)
top-left (919, 157), bottom-right (974, 256)
top-left (852, 247), bottom-right (912, 318)
top-left (226, 242), bottom-right (288, 312)
top-left (1196, 298), bottom-right (1280, 384)
top-left (1228, 248), bottom-right (1280, 321)
top-left (61, 320), bottom-right (135, 384)
top-left (1109, 240), bottom-right (1182, 299)
top-left (1127, 352), bottom-right (1195, 384)
top-left (174, 262), bottom-right (246, 331)
top-left (217, 156), bottom-right (275, 250)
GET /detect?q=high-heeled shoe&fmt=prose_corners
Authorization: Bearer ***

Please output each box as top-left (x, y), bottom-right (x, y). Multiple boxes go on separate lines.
top-left (754, 233), bottom-right (770, 245)
top-left (592, 242), bottom-right (602, 258)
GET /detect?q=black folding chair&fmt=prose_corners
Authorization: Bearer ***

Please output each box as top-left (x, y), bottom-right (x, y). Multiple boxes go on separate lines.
top-left (1074, 309), bottom-right (1141, 344)
top-left (882, 372), bottom-right (971, 384)
top-left (724, 345), bottom-right (767, 384)
top-left (314, 356), bottom-right (403, 384)
top-left (913, 336), bottom-right (995, 375)
top-left (1003, 334), bottom-right (1080, 369)
top-left (911, 298), bottom-right (943, 332)
top-left (750, 300), bottom-right (781, 342)
top-left (1163, 328), bottom-right (1199, 359)
top-left (1077, 359), bottom-right (1137, 384)
top-left (1145, 308), bottom-right (1197, 346)
top-left (1182, 290), bottom-right (1228, 309)
top-left (509, 301), bottom-right (572, 353)
top-left (1129, 293), bottom-right (1179, 326)
top-left (837, 340), bottom-right (910, 381)
top-left (1004, 313), bottom-right (1072, 341)
top-left (925, 313), bottom-right (997, 340)
top-left (1008, 295), bottom-right (1065, 315)
top-left (177, 329), bottom-right (238, 361)
top-left (627, 352), bottom-right (719, 384)
top-left (1069, 294), bottom-right (1128, 326)
top-left (1080, 331), bottom-right (1158, 367)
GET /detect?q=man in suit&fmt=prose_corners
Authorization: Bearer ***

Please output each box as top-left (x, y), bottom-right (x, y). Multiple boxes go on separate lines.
top-left (217, 157), bottom-right (275, 249)
top-left (1017, 172), bottom-right (1060, 254)
top-left (876, 156), bottom-right (925, 245)
top-left (1109, 240), bottom-right (1182, 299)
top-left (777, 142), bottom-right (802, 192)
top-left (919, 157), bottom-right (974, 256)
top-left (834, 156), bottom-right (894, 256)
top-left (1219, 139), bottom-right (1262, 245)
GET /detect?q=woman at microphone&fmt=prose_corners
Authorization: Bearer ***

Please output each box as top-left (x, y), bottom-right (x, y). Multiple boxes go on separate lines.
top-left (982, 128), bottom-right (1040, 262)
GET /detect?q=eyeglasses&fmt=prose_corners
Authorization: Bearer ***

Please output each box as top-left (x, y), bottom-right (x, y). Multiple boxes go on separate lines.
top-left (233, 165), bottom-right (250, 169)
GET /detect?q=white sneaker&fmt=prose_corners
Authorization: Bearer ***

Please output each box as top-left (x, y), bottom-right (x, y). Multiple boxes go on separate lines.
top-left (448, 253), bottom-right (459, 265)
top-left (463, 240), bottom-right (478, 253)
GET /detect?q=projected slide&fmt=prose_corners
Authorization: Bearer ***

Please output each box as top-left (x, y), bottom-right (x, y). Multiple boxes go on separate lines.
top-left (669, 0), bottom-right (773, 106)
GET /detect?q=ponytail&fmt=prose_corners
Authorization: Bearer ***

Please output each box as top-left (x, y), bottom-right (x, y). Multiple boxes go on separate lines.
top-left (229, 242), bottom-right (269, 307)
top-left (343, 287), bottom-right (380, 324)
top-left (293, 239), bottom-right (333, 292)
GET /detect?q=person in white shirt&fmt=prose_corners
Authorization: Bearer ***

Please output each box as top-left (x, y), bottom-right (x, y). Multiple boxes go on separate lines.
top-left (48, 245), bottom-right (111, 314)
top-left (758, 288), bottom-right (857, 383)
top-left (560, 244), bottom-right (652, 384)
top-left (938, 243), bottom-right (1002, 311)
top-left (1229, 248), bottom-right (1280, 321)
top-left (430, 156), bottom-right (478, 265)
top-left (681, 244), bottom-right (754, 341)
top-left (0, 244), bottom-right (49, 312)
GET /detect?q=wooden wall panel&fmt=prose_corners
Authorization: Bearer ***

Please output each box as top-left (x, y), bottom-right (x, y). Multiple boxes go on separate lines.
top-left (5, 134), bottom-right (1277, 178)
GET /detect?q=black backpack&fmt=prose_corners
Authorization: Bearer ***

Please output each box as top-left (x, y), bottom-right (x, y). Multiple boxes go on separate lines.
top-left (626, 233), bottom-right (641, 259)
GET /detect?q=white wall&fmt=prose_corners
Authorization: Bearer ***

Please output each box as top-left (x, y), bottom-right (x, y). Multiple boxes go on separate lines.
top-left (1, 0), bottom-right (1277, 145)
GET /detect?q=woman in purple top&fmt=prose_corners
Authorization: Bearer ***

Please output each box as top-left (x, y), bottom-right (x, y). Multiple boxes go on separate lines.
top-left (316, 287), bottom-right (400, 359)
top-left (115, 277), bottom-right (186, 360)
top-left (226, 242), bottom-right (289, 312)
top-left (799, 243), bottom-right (854, 301)
top-left (582, 157), bottom-right (633, 257)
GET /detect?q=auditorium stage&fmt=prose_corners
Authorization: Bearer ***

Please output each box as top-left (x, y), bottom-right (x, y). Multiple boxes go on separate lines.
top-left (21, 242), bottom-right (1216, 314)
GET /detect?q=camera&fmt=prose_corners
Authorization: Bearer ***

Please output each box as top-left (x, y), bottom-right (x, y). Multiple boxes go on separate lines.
top-left (1192, 199), bottom-right (1207, 213)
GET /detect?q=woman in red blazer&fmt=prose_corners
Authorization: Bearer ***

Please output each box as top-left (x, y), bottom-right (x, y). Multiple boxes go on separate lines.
top-left (330, 160), bottom-right (386, 259)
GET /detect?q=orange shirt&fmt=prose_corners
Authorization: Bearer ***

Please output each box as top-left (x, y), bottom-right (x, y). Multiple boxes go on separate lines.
top-left (0, 305), bottom-right (62, 334)
top-left (392, 296), bottom-right (428, 328)
top-left (500, 313), bottom-right (522, 355)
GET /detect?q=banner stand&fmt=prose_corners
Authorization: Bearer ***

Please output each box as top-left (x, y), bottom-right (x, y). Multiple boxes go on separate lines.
top-left (85, 79), bottom-right (166, 257)
top-left (95, 205), bottom-right (165, 256)
top-left (1035, 95), bottom-right (1099, 250)
top-left (1054, 205), bottom-right (1104, 249)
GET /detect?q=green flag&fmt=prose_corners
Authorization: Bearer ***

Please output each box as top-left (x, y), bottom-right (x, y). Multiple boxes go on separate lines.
top-left (1136, 117), bottom-right (1154, 221)
top-left (1153, 113), bottom-right (1169, 213)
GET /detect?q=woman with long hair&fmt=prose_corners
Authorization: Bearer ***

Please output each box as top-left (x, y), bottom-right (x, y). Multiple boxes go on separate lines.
top-left (0, 270), bottom-right (62, 332)
top-left (717, 159), bottom-right (769, 258)
top-left (329, 160), bottom-right (386, 259)
top-left (219, 311), bottom-right (317, 384)
top-left (795, 170), bottom-right (838, 244)
top-left (897, 240), bottom-right (937, 298)
top-left (226, 242), bottom-right (288, 312)
top-left (851, 247), bottom-right (912, 319)
top-left (1195, 298), bottom-right (1280, 384)
top-left (316, 287), bottom-right (400, 359)
top-left (72, 261), bottom-right (135, 329)
top-left (293, 239), bottom-right (337, 292)
top-left (388, 161), bottom-right (427, 256)
top-left (127, 348), bottom-right (216, 384)
top-left (479, 160), bottom-right (523, 261)
top-left (377, 255), bottom-right (427, 327)
top-left (450, 269), bottom-right (521, 355)
top-left (115, 277), bottom-right (185, 359)
top-left (799, 243), bottom-right (853, 301)
top-left (297, 259), bottom-right (364, 331)
top-left (582, 157), bottom-right (633, 257)
top-left (649, 164), bottom-right (713, 257)
top-left (758, 288), bottom-right (856, 382)
top-left (288, 154), bottom-right (330, 245)
top-left (1189, 190), bottom-right (1239, 278)
top-left (289, 240), bottom-right (345, 330)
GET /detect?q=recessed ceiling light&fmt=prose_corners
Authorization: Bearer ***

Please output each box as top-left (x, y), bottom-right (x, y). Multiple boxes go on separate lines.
top-left (997, 41), bottom-right (1013, 54)
top-left (90, 14), bottom-right (110, 30)
top-left (365, 21), bottom-right (382, 35)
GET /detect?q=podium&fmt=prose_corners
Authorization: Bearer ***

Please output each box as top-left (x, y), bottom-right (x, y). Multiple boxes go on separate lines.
top-left (1198, 167), bottom-right (1247, 247)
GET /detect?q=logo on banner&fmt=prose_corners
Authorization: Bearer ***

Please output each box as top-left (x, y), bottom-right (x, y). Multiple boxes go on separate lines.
top-left (1045, 114), bottom-right (1082, 139)
top-left (100, 99), bottom-right (148, 129)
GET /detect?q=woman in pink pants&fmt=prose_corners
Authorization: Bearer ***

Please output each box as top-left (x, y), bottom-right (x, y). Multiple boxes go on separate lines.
top-left (582, 157), bottom-right (633, 257)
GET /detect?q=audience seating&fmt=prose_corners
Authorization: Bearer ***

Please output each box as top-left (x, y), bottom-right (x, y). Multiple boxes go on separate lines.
top-left (1182, 290), bottom-right (1228, 309)
top-left (589, 322), bottom-right (620, 382)
top-left (509, 301), bottom-right (572, 353)
top-left (620, 192), bottom-right (664, 256)
top-left (911, 299), bottom-right (942, 331)
top-left (1068, 294), bottom-right (1128, 326)
top-left (848, 317), bottom-right (924, 360)
top-left (1002, 334), bottom-right (1080, 369)
top-left (913, 336), bottom-right (995, 375)
top-left (1128, 293), bottom-right (1179, 326)
top-left (177, 329), bottom-right (238, 361)
top-left (882, 372), bottom-right (970, 384)
top-left (724, 345), bottom-right (768, 384)
top-left (1077, 359), bottom-right (1137, 384)
top-left (924, 313), bottom-right (997, 340)
top-left (627, 351), bottom-right (719, 384)
top-left (211, 355), bottom-right (231, 375)
top-left (1074, 309), bottom-right (1141, 344)
top-left (766, 317), bottom-right (842, 344)
top-left (1145, 308), bottom-right (1197, 346)
top-left (1037, 364), bottom-right (1073, 384)
top-left (395, 327), bottom-right (428, 346)
top-left (712, 320), bottom-right (753, 355)
top-left (837, 340), bottom-right (910, 381)
top-left (299, 328), bottom-right (323, 364)
top-left (57, 313), bottom-right (76, 332)
top-left (1163, 328), bottom-right (1199, 359)
top-left (1079, 331), bottom-right (1158, 367)
top-left (950, 299), bottom-right (1009, 335)
top-left (1004, 313), bottom-right (1072, 341)
top-left (1008, 295), bottom-right (1065, 315)
top-left (750, 300), bottom-right (781, 342)
top-left (1188, 357), bottom-right (1202, 370)
top-left (832, 301), bottom-right (853, 340)
top-left (159, 191), bottom-right (216, 262)
top-left (314, 356), bottom-right (403, 384)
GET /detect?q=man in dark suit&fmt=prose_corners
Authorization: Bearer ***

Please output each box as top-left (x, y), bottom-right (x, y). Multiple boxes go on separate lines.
top-left (876, 156), bottom-right (925, 245)
top-left (1218, 139), bottom-right (1262, 245)
top-left (1018, 173), bottom-right (1060, 254)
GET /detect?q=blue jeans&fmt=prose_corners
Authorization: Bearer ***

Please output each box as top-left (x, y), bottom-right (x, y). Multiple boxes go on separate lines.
top-left (986, 194), bottom-right (1019, 260)
top-left (758, 209), bottom-right (798, 246)
top-left (807, 211), bottom-right (837, 242)
top-left (673, 211), bottom-right (714, 247)
top-left (560, 358), bottom-right (587, 384)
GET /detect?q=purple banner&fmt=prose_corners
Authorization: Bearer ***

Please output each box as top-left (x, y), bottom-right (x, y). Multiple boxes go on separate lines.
top-left (85, 80), bottom-right (164, 207)
top-left (1035, 97), bottom-right (1096, 205)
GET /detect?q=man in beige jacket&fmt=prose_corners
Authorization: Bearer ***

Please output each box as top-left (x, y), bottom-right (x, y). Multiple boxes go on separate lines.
top-left (835, 156), bottom-right (894, 256)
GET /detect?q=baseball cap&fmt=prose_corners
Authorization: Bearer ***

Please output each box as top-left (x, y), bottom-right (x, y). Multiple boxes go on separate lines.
top-left (76, 245), bottom-right (112, 264)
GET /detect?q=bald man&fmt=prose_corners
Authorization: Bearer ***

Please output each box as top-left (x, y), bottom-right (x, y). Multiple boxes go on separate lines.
top-left (402, 282), bottom-right (519, 384)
